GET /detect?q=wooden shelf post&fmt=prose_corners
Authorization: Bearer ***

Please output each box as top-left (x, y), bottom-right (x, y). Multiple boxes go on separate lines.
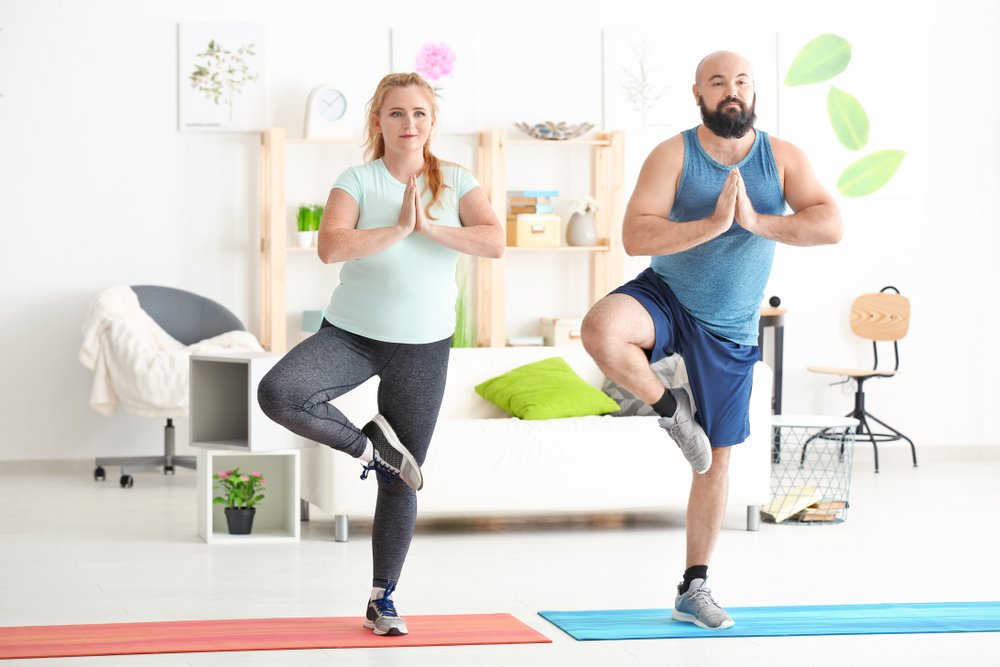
top-left (260, 128), bottom-right (287, 354)
top-left (476, 129), bottom-right (506, 348)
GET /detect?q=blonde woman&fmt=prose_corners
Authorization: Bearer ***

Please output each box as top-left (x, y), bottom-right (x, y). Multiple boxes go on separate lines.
top-left (258, 73), bottom-right (503, 636)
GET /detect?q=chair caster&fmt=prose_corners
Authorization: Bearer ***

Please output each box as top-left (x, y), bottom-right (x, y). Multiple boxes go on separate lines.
top-left (94, 466), bottom-right (106, 481)
top-left (164, 466), bottom-right (175, 475)
top-left (120, 475), bottom-right (134, 488)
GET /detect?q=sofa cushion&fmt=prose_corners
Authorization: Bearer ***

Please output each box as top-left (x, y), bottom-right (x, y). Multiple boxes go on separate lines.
top-left (474, 356), bottom-right (620, 420)
top-left (441, 347), bottom-right (607, 420)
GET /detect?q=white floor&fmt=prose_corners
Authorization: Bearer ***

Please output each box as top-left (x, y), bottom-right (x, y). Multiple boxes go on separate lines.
top-left (2, 445), bottom-right (999, 666)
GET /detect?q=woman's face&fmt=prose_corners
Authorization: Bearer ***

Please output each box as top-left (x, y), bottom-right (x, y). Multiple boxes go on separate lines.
top-left (374, 85), bottom-right (436, 153)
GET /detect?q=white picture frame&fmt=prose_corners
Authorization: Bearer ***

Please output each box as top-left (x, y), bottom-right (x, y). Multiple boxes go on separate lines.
top-left (179, 23), bottom-right (265, 133)
top-left (603, 29), bottom-right (778, 137)
top-left (391, 28), bottom-right (479, 135)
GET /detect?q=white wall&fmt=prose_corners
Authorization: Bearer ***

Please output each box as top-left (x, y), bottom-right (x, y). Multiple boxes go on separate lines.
top-left (1, 0), bottom-right (997, 460)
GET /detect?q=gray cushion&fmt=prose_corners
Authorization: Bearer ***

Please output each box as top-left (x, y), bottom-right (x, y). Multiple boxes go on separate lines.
top-left (602, 355), bottom-right (682, 416)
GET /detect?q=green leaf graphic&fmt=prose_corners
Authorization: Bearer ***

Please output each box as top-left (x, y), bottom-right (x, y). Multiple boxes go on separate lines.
top-left (837, 150), bottom-right (907, 197)
top-left (827, 86), bottom-right (869, 151)
top-left (784, 34), bottom-right (852, 86)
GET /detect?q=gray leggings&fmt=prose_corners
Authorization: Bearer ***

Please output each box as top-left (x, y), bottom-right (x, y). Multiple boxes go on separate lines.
top-left (257, 320), bottom-right (451, 588)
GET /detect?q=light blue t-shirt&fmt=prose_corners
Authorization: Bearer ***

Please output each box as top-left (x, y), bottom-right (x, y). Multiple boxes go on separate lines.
top-left (324, 159), bottom-right (480, 344)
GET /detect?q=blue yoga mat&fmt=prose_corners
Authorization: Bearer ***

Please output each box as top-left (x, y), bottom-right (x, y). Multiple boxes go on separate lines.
top-left (539, 602), bottom-right (1000, 640)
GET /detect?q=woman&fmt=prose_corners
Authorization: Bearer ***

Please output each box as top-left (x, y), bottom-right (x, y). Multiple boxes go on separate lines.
top-left (258, 73), bottom-right (503, 636)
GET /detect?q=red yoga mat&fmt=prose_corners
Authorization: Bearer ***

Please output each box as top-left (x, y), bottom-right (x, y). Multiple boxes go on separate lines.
top-left (0, 613), bottom-right (550, 660)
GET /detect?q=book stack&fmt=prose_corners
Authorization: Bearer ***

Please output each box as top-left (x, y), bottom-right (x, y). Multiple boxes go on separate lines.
top-left (506, 190), bottom-right (560, 247)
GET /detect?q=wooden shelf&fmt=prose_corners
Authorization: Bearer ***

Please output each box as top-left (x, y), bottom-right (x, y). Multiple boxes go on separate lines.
top-left (506, 139), bottom-right (612, 146)
top-left (286, 138), bottom-right (362, 144)
top-left (506, 245), bottom-right (611, 252)
top-left (476, 129), bottom-right (625, 348)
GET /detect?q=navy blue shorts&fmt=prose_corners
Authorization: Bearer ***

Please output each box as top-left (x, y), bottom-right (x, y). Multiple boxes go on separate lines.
top-left (612, 268), bottom-right (759, 447)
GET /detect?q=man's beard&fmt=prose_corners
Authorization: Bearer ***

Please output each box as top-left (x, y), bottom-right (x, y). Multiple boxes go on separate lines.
top-left (699, 93), bottom-right (757, 139)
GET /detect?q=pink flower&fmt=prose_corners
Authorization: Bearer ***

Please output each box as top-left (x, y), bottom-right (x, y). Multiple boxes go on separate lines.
top-left (259, 481), bottom-right (266, 487)
top-left (251, 471), bottom-right (261, 477)
top-left (414, 42), bottom-right (456, 81)
top-left (240, 475), bottom-right (249, 482)
top-left (219, 471), bottom-right (230, 479)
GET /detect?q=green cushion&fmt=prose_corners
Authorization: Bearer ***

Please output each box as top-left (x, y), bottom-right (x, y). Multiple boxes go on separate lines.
top-left (474, 356), bottom-right (620, 420)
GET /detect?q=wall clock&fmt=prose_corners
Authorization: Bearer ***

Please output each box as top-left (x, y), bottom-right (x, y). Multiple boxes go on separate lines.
top-left (304, 84), bottom-right (347, 139)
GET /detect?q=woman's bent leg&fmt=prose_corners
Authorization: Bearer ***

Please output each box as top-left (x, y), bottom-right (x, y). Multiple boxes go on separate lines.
top-left (369, 337), bottom-right (451, 587)
top-left (256, 324), bottom-right (383, 458)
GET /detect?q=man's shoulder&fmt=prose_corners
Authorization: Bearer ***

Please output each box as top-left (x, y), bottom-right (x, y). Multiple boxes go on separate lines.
top-left (646, 132), bottom-right (687, 171)
top-left (764, 134), bottom-right (805, 164)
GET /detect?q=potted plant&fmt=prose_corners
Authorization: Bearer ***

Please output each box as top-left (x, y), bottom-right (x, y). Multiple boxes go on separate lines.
top-left (213, 468), bottom-right (266, 535)
top-left (296, 205), bottom-right (313, 248)
top-left (567, 195), bottom-right (601, 246)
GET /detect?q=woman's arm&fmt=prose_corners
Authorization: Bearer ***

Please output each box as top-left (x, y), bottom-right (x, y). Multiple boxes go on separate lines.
top-left (316, 181), bottom-right (417, 264)
top-left (413, 180), bottom-right (505, 259)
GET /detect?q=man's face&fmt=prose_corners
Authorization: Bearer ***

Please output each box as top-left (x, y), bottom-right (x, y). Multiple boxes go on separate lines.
top-left (693, 56), bottom-right (756, 139)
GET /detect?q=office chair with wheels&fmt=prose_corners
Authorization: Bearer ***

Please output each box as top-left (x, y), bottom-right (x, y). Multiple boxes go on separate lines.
top-left (94, 285), bottom-right (246, 487)
top-left (807, 286), bottom-right (916, 473)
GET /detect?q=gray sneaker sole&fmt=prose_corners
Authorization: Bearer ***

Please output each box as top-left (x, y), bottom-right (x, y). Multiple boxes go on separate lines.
top-left (671, 609), bottom-right (735, 630)
top-left (364, 619), bottom-right (408, 636)
top-left (367, 414), bottom-right (423, 491)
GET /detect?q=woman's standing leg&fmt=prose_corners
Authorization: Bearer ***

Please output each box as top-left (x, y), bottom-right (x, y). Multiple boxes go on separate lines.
top-left (369, 336), bottom-right (451, 586)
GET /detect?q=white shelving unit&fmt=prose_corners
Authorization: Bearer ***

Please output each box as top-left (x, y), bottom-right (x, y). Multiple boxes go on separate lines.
top-left (189, 352), bottom-right (309, 452)
top-left (196, 448), bottom-right (300, 544)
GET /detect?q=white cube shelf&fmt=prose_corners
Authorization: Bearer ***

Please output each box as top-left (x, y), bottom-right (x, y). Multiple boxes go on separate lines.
top-left (190, 352), bottom-right (309, 451)
top-left (197, 448), bottom-right (300, 544)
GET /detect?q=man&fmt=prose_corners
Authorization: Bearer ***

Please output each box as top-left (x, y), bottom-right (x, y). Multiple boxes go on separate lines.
top-left (581, 51), bottom-right (842, 629)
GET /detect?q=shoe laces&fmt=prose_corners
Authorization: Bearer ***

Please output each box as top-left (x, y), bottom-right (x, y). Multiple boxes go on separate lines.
top-left (689, 584), bottom-right (720, 608)
top-left (360, 457), bottom-right (395, 483)
top-left (373, 582), bottom-right (399, 617)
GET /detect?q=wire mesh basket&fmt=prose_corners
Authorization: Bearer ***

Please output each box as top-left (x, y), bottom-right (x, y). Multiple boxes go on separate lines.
top-left (763, 415), bottom-right (859, 525)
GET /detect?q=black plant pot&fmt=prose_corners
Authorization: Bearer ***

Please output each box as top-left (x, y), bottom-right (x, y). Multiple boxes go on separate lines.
top-left (224, 507), bottom-right (256, 535)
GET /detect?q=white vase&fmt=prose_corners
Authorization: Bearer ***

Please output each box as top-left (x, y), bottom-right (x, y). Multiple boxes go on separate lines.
top-left (312, 230), bottom-right (319, 247)
top-left (566, 212), bottom-right (598, 246)
top-left (297, 231), bottom-right (312, 248)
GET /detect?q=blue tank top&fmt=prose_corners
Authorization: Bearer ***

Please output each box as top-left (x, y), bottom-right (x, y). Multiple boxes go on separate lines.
top-left (650, 127), bottom-right (786, 345)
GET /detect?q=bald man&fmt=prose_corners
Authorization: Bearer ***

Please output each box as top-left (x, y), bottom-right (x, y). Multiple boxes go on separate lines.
top-left (581, 51), bottom-right (842, 629)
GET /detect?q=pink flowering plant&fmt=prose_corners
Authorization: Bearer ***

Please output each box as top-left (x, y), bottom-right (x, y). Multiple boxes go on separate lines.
top-left (414, 42), bottom-right (456, 99)
top-left (213, 468), bottom-right (266, 509)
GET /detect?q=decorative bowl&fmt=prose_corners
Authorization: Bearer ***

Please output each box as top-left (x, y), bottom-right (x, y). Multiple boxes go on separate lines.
top-left (513, 121), bottom-right (595, 141)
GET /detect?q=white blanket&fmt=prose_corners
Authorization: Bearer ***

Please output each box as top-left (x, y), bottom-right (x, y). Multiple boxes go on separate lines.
top-left (79, 286), bottom-right (263, 418)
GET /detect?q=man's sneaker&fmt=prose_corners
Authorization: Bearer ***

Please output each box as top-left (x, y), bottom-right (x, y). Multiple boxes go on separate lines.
top-left (657, 384), bottom-right (712, 474)
top-left (671, 578), bottom-right (734, 630)
top-left (360, 414), bottom-right (423, 491)
top-left (364, 582), bottom-right (408, 636)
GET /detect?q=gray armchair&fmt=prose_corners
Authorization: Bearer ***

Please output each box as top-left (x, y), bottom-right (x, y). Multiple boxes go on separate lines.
top-left (94, 286), bottom-right (245, 487)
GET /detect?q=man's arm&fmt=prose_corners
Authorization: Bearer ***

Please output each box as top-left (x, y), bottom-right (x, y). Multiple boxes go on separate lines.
top-left (734, 137), bottom-right (843, 246)
top-left (623, 134), bottom-right (737, 257)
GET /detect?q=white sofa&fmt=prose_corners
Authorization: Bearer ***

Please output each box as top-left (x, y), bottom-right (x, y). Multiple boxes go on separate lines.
top-left (300, 347), bottom-right (772, 534)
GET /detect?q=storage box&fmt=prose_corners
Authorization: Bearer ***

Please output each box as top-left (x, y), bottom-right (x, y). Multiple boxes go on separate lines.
top-left (506, 216), bottom-right (561, 247)
top-left (540, 317), bottom-right (584, 346)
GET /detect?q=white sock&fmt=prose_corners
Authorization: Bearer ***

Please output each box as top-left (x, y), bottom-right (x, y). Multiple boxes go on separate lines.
top-left (358, 439), bottom-right (374, 464)
top-left (370, 586), bottom-right (386, 601)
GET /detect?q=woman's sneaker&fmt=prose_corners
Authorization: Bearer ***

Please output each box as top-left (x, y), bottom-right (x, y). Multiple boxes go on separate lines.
top-left (657, 384), bottom-right (712, 474)
top-left (364, 582), bottom-right (408, 636)
top-left (671, 578), bottom-right (734, 629)
top-left (360, 414), bottom-right (423, 491)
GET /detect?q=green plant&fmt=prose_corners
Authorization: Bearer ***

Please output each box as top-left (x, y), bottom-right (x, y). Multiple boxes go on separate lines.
top-left (297, 205), bottom-right (311, 232)
top-left (213, 468), bottom-right (266, 509)
top-left (310, 204), bottom-right (324, 231)
top-left (452, 255), bottom-right (475, 348)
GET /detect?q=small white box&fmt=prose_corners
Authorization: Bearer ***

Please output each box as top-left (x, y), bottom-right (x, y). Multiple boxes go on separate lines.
top-left (197, 448), bottom-right (300, 544)
top-left (190, 352), bottom-right (312, 451)
top-left (540, 317), bottom-right (585, 347)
